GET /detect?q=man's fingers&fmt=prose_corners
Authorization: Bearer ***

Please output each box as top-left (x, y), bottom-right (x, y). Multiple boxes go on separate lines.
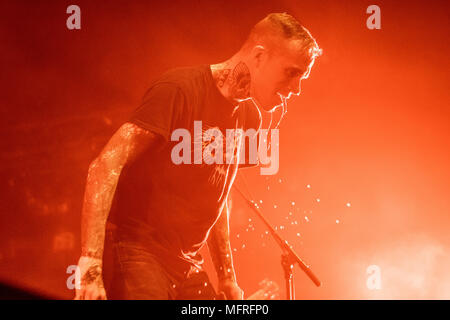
top-left (74, 288), bottom-right (85, 300)
top-left (94, 288), bottom-right (107, 300)
top-left (97, 292), bottom-right (107, 300)
top-left (217, 291), bottom-right (227, 300)
top-left (84, 289), bottom-right (96, 300)
top-left (83, 287), bottom-right (107, 300)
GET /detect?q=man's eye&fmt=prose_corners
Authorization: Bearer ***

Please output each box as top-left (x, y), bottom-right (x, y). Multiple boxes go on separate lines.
top-left (287, 70), bottom-right (301, 78)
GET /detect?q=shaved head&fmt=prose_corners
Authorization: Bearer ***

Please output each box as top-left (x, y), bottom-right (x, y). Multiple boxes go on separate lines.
top-left (242, 13), bottom-right (321, 63)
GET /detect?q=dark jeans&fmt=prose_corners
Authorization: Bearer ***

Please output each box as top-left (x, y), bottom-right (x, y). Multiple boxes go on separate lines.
top-left (103, 228), bottom-right (217, 300)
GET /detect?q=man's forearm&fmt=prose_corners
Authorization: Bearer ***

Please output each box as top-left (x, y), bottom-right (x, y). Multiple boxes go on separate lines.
top-left (207, 200), bottom-right (236, 282)
top-left (81, 158), bottom-right (121, 260)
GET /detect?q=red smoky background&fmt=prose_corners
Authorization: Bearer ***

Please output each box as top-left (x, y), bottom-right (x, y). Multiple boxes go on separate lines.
top-left (0, 0), bottom-right (449, 299)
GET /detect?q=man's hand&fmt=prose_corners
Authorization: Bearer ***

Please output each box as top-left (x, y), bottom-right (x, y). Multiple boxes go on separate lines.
top-left (218, 279), bottom-right (244, 300)
top-left (74, 256), bottom-right (107, 300)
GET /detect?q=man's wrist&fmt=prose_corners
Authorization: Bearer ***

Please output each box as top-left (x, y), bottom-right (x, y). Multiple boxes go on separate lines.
top-left (79, 255), bottom-right (102, 263)
top-left (218, 269), bottom-right (237, 284)
top-left (218, 277), bottom-right (243, 300)
top-left (80, 247), bottom-right (103, 260)
top-left (219, 278), bottom-right (237, 286)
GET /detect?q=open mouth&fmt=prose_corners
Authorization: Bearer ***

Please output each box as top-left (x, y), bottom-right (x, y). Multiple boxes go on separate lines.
top-left (276, 92), bottom-right (288, 109)
top-left (272, 93), bottom-right (288, 129)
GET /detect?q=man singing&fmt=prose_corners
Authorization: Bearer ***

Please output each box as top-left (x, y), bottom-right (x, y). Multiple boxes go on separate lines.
top-left (75, 12), bottom-right (321, 300)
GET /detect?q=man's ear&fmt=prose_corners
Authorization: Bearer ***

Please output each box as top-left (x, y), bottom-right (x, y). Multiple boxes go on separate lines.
top-left (250, 45), bottom-right (266, 68)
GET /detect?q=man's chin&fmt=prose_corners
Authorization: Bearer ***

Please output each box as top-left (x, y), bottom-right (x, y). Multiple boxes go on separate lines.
top-left (259, 102), bottom-right (277, 112)
top-left (270, 95), bottom-right (285, 110)
top-left (251, 95), bottom-right (282, 111)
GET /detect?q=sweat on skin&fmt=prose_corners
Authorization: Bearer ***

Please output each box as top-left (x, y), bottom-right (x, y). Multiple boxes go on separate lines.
top-left (170, 120), bottom-right (279, 175)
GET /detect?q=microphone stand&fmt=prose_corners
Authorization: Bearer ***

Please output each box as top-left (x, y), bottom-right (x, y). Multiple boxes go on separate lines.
top-left (234, 186), bottom-right (321, 300)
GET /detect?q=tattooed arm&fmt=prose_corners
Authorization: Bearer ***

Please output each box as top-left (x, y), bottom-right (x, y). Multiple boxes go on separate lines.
top-left (207, 197), bottom-right (244, 300)
top-left (75, 122), bottom-right (159, 300)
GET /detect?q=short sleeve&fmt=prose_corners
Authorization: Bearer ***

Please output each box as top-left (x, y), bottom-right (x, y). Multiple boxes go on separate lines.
top-left (129, 82), bottom-right (186, 142)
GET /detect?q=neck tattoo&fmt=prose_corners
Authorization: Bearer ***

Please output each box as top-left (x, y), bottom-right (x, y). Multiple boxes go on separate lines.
top-left (214, 61), bottom-right (251, 101)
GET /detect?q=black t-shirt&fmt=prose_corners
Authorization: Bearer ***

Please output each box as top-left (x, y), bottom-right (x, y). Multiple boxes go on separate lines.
top-left (109, 65), bottom-right (260, 275)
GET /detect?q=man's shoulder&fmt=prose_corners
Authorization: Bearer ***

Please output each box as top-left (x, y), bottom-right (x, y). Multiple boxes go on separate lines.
top-left (153, 65), bottom-right (209, 88)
